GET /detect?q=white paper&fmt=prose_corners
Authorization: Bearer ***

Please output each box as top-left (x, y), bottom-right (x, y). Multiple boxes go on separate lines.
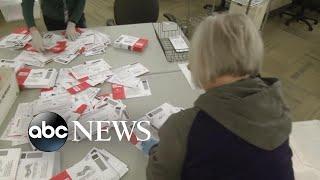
top-left (0, 34), bottom-right (31, 49)
top-left (128, 63), bottom-right (149, 77)
top-left (70, 59), bottom-right (112, 80)
top-left (0, 58), bottom-right (24, 72)
top-left (169, 35), bottom-right (189, 52)
top-left (16, 151), bottom-right (60, 180)
top-left (0, 148), bottom-right (21, 179)
top-left (13, 51), bottom-right (53, 67)
top-left (89, 148), bottom-right (128, 178)
top-left (52, 149), bottom-right (119, 180)
top-left (291, 120), bottom-right (320, 176)
top-left (178, 63), bottom-right (198, 90)
top-left (42, 32), bottom-right (66, 49)
top-left (146, 103), bottom-right (183, 129)
top-left (6, 102), bottom-right (33, 137)
top-left (124, 80), bottom-right (152, 99)
top-left (108, 63), bottom-right (148, 88)
top-left (33, 94), bottom-right (73, 118)
top-left (23, 68), bottom-right (58, 88)
top-left (53, 42), bottom-right (82, 64)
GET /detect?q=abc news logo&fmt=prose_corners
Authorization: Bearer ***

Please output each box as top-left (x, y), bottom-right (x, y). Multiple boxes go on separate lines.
top-left (28, 112), bottom-right (151, 152)
top-left (28, 112), bottom-right (68, 152)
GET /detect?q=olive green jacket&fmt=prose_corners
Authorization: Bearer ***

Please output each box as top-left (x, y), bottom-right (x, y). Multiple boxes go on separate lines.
top-left (146, 77), bottom-right (292, 180)
top-left (21, 0), bottom-right (86, 28)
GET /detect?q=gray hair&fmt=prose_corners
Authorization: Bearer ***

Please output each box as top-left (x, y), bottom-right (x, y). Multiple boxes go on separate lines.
top-left (189, 13), bottom-right (264, 88)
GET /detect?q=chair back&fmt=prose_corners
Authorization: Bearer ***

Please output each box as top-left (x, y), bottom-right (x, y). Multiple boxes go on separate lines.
top-left (114, 0), bottom-right (159, 25)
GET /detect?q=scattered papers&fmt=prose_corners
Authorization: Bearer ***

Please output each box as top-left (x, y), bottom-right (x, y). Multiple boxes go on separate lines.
top-left (112, 80), bottom-right (151, 100)
top-left (108, 63), bottom-right (149, 88)
top-left (16, 151), bottom-right (60, 180)
top-left (52, 147), bottom-right (127, 180)
top-left (0, 27), bottom-right (31, 49)
top-left (25, 33), bottom-right (67, 53)
top-left (16, 67), bottom-right (58, 89)
top-left (169, 35), bottom-right (189, 53)
top-left (0, 148), bottom-right (60, 180)
top-left (0, 59), bottom-right (24, 72)
top-left (90, 148), bottom-right (128, 177)
top-left (75, 97), bottom-right (128, 140)
top-left (53, 42), bottom-right (83, 65)
top-left (82, 30), bottom-right (111, 56)
top-left (290, 120), bottom-right (320, 180)
top-left (69, 59), bottom-right (112, 84)
top-left (0, 148), bottom-right (21, 179)
top-left (178, 63), bottom-right (197, 90)
top-left (13, 51), bottom-right (55, 67)
top-left (146, 103), bottom-right (183, 129)
top-left (1, 28), bottom-right (111, 67)
top-left (0, 102), bottom-right (34, 146)
top-left (113, 35), bottom-right (148, 52)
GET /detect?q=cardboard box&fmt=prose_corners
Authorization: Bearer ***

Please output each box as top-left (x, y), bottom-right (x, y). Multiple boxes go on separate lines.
top-left (0, 68), bottom-right (19, 126)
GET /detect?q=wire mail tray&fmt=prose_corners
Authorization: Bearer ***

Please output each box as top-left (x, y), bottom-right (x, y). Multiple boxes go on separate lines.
top-left (153, 22), bottom-right (189, 62)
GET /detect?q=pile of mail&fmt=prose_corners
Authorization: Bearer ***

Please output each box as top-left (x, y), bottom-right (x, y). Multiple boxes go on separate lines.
top-left (130, 103), bottom-right (183, 155)
top-left (0, 148), bottom-right (60, 180)
top-left (24, 32), bottom-right (67, 53)
top-left (113, 35), bottom-right (148, 52)
top-left (0, 27), bottom-right (31, 49)
top-left (3, 28), bottom-right (112, 68)
top-left (108, 62), bottom-right (151, 99)
top-left (81, 30), bottom-right (112, 56)
top-left (0, 86), bottom-right (129, 145)
top-left (13, 50), bottom-right (57, 67)
top-left (68, 58), bottom-right (113, 87)
top-left (51, 147), bottom-right (128, 180)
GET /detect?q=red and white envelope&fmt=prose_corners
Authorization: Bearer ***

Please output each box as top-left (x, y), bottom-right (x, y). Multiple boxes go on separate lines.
top-left (66, 81), bottom-right (91, 95)
top-left (113, 35), bottom-right (148, 52)
top-left (111, 80), bottom-right (151, 100)
top-left (16, 67), bottom-right (58, 89)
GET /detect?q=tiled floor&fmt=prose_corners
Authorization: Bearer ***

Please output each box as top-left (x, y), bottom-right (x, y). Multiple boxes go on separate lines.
top-left (0, 0), bottom-right (319, 120)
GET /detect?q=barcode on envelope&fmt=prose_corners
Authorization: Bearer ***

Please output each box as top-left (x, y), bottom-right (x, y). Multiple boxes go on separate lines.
top-left (45, 69), bottom-right (53, 79)
top-left (148, 107), bottom-right (163, 117)
top-left (142, 80), bottom-right (149, 90)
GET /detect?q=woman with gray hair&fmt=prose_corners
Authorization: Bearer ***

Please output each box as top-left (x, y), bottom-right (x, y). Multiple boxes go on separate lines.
top-left (147, 13), bottom-right (294, 180)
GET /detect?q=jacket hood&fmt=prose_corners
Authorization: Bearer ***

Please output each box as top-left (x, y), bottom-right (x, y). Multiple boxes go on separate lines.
top-left (194, 77), bottom-right (292, 150)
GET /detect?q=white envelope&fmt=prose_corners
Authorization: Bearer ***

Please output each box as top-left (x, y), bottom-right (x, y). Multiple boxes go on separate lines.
top-left (0, 148), bottom-right (22, 179)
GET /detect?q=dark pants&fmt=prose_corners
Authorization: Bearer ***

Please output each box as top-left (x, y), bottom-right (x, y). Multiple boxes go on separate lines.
top-left (43, 13), bottom-right (87, 31)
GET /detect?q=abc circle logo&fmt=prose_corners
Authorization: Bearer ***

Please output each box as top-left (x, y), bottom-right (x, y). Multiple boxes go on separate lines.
top-left (28, 112), bottom-right (68, 152)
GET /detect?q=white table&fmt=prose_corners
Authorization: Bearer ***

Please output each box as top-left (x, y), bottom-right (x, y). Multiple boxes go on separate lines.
top-left (0, 23), bottom-right (202, 179)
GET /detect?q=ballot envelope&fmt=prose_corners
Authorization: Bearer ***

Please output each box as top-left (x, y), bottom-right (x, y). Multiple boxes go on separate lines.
top-left (0, 68), bottom-right (19, 126)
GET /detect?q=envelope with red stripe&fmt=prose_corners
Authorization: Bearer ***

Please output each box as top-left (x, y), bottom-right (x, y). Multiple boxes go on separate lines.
top-left (112, 80), bottom-right (151, 100)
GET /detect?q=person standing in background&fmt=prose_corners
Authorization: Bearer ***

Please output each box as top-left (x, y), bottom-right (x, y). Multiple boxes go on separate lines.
top-left (21, 0), bottom-right (86, 52)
